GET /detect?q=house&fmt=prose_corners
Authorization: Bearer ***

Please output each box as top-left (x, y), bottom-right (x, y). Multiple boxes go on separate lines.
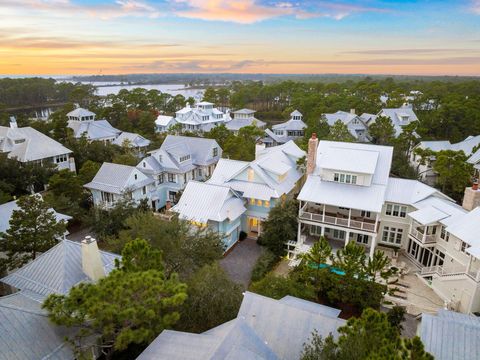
top-left (322, 110), bottom-right (369, 142)
top-left (373, 106), bottom-right (418, 136)
top-left (67, 108), bottom-right (149, 150)
top-left (138, 135), bottom-right (222, 209)
top-left (137, 291), bottom-right (345, 360)
top-left (207, 140), bottom-right (305, 239)
top-left (0, 197), bottom-right (72, 236)
top-left (171, 181), bottom-right (246, 250)
top-left (0, 119), bottom-right (75, 172)
top-left (155, 115), bottom-right (177, 133)
top-left (158, 102), bottom-right (231, 133)
top-left (419, 309), bottom-right (480, 360)
top-left (295, 134), bottom-right (480, 314)
top-left (410, 135), bottom-right (480, 185)
top-left (0, 237), bottom-right (119, 359)
top-left (84, 162), bottom-right (155, 209)
top-left (263, 110), bottom-right (306, 147)
top-left (225, 108), bottom-right (266, 134)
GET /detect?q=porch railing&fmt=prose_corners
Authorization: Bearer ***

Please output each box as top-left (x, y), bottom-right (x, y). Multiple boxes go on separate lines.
top-left (299, 210), bottom-right (376, 232)
top-left (420, 265), bottom-right (479, 282)
top-left (409, 228), bottom-right (436, 244)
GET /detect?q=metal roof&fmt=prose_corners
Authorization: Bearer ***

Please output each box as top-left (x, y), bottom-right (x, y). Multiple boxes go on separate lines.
top-left (113, 132), bottom-right (151, 148)
top-left (420, 311), bottom-right (480, 360)
top-left (68, 119), bottom-right (121, 140)
top-left (225, 118), bottom-right (266, 131)
top-left (66, 107), bottom-right (95, 119)
top-left (323, 111), bottom-right (358, 126)
top-left (417, 135), bottom-right (480, 156)
top-left (279, 296), bottom-right (341, 318)
top-left (408, 205), bottom-right (450, 225)
top-left (271, 117), bottom-right (306, 132)
top-left (319, 146), bottom-right (379, 175)
top-left (0, 126), bottom-right (72, 162)
top-left (1, 239), bottom-right (120, 297)
top-left (446, 207), bottom-right (480, 249)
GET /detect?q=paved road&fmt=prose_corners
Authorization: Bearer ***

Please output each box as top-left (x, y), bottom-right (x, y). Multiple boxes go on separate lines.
top-left (220, 238), bottom-right (264, 289)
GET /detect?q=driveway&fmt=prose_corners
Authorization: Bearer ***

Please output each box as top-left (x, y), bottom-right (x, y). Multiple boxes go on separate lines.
top-left (220, 238), bottom-right (264, 289)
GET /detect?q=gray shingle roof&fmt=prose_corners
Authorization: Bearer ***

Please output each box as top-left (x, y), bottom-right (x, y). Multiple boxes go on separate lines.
top-left (0, 126), bottom-right (72, 162)
top-left (1, 239), bottom-right (120, 297)
top-left (137, 292), bottom-right (344, 360)
top-left (420, 310), bottom-right (480, 360)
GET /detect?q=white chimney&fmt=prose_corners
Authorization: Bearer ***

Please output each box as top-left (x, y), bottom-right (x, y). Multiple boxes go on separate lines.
top-left (350, 109), bottom-right (356, 115)
top-left (9, 116), bottom-right (17, 129)
top-left (81, 236), bottom-right (105, 281)
top-left (255, 140), bottom-right (266, 159)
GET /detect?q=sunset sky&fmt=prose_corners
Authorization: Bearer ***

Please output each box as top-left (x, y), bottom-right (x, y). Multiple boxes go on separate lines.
top-left (1, 0), bottom-right (479, 75)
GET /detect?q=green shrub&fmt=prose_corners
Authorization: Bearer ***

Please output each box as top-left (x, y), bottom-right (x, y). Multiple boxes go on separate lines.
top-left (250, 273), bottom-right (316, 301)
top-left (251, 250), bottom-right (279, 282)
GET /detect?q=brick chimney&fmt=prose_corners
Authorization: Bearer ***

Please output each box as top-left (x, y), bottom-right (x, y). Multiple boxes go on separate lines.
top-left (462, 180), bottom-right (480, 211)
top-left (306, 133), bottom-right (319, 175)
top-left (166, 200), bottom-right (172, 211)
top-left (81, 236), bottom-right (105, 281)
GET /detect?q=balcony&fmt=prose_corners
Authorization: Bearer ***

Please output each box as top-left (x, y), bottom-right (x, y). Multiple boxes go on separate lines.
top-left (299, 208), bottom-right (377, 233)
top-left (409, 226), bottom-right (436, 245)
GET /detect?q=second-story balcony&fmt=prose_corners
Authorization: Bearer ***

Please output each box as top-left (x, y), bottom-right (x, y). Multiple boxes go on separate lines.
top-left (409, 221), bottom-right (437, 245)
top-left (299, 203), bottom-right (377, 233)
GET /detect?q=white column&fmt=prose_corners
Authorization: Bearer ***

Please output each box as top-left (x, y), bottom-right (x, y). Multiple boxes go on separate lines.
top-left (348, 208), bottom-right (352, 227)
top-left (321, 226), bottom-right (325, 237)
top-left (322, 204), bottom-right (326, 222)
top-left (466, 255), bottom-right (473, 273)
top-left (345, 231), bottom-right (350, 247)
top-left (370, 235), bottom-right (377, 258)
top-left (297, 222), bottom-right (302, 243)
top-left (374, 212), bottom-right (379, 232)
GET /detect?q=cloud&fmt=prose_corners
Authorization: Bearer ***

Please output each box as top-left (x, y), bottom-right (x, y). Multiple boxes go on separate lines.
top-left (342, 48), bottom-right (480, 55)
top-left (472, 0), bottom-right (480, 14)
top-left (127, 59), bottom-right (257, 71)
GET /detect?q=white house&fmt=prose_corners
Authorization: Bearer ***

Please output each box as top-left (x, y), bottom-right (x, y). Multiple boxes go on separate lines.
top-left (225, 108), bottom-right (266, 134)
top-left (67, 108), bottom-right (150, 152)
top-left (137, 135), bottom-right (222, 209)
top-left (295, 135), bottom-right (480, 314)
top-left (155, 115), bottom-right (177, 133)
top-left (263, 110), bottom-right (306, 147)
top-left (410, 135), bottom-right (480, 185)
top-left (373, 106), bottom-right (418, 137)
top-left (323, 110), bottom-right (369, 142)
top-left (0, 119), bottom-right (75, 172)
top-left (84, 162), bottom-right (155, 209)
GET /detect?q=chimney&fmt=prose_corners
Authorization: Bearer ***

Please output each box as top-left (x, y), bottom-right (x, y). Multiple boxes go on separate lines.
top-left (9, 116), bottom-right (17, 129)
top-left (306, 133), bottom-right (319, 175)
top-left (81, 236), bottom-right (105, 281)
top-left (462, 180), bottom-right (480, 211)
top-left (350, 109), bottom-right (356, 115)
top-left (166, 200), bottom-right (172, 211)
top-left (255, 139), bottom-right (266, 159)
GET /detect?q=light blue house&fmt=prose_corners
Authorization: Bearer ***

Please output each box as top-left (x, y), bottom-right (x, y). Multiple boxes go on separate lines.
top-left (137, 135), bottom-right (222, 210)
top-left (323, 110), bottom-right (370, 142)
top-left (171, 181), bottom-right (246, 250)
top-left (84, 162), bottom-right (155, 209)
top-left (207, 140), bottom-right (305, 239)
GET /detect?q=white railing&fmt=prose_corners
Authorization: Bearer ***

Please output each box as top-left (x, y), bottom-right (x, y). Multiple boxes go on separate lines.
top-left (409, 228), bottom-right (436, 244)
top-left (299, 210), bottom-right (376, 232)
top-left (420, 265), bottom-right (479, 282)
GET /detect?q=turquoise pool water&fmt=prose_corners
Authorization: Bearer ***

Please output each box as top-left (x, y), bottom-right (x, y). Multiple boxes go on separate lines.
top-left (308, 262), bottom-right (346, 276)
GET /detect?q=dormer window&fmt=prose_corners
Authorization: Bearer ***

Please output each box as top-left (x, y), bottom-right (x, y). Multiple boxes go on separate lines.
top-left (134, 174), bottom-right (138, 180)
top-left (14, 139), bottom-right (25, 144)
top-left (179, 155), bottom-right (191, 163)
top-left (213, 147), bottom-right (218, 157)
top-left (202, 115), bottom-right (209, 121)
top-left (333, 172), bottom-right (357, 185)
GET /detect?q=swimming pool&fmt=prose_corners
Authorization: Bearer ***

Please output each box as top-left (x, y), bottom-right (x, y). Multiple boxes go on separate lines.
top-left (308, 262), bottom-right (346, 276)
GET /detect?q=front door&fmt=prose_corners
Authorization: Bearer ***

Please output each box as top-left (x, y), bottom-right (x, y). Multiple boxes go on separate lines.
top-left (249, 217), bottom-right (259, 233)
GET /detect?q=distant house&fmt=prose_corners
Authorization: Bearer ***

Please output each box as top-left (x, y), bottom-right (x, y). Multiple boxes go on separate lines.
top-left (138, 135), bottom-right (222, 209)
top-left (373, 106), bottom-right (418, 137)
top-left (67, 108), bottom-right (149, 151)
top-left (157, 102), bottom-right (231, 133)
top-left (0, 237), bottom-right (119, 359)
top-left (84, 162), bottom-right (155, 209)
top-left (112, 131), bottom-right (151, 155)
top-left (225, 108), bottom-right (266, 134)
top-left (206, 141), bottom-right (305, 239)
top-left (263, 110), bottom-right (306, 147)
top-left (323, 110), bottom-right (369, 142)
top-left (410, 135), bottom-right (480, 185)
top-left (0, 197), bottom-right (71, 237)
top-left (0, 118), bottom-right (75, 172)
top-left (137, 291), bottom-right (345, 360)
top-left (172, 181), bottom-right (246, 250)
top-left (420, 309), bottom-right (480, 360)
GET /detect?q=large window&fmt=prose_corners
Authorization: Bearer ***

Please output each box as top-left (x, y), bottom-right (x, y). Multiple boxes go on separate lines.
top-left (333, 172), bottom-right (357, 185)
top-left (385, 204), bottom-right (407, 218)
top-left (158, 174), bottom-right (164, 184)
top-left (381, 226), bottom-right (403, 245)
top-left (440, 226), bottom-right (449, 242)
top-left (179, 155), bottom-right (190, 163)
top-left (167, 173), bottom-right (176, 183)
top-left (55, 154), bottom-right (68, 163)
top-left (101, 192), bottom-right (114, 203)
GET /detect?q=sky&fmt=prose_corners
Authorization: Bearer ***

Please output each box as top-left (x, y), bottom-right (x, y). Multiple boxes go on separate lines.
top-left (0, 0), bottom-right (479, 76)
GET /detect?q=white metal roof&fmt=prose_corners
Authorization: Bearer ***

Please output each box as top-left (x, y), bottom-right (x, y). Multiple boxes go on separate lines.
top-left (233, 108), bottom-right (255, 114)
top-left (66, 107), bottom-right (95, 118)
top-left (446, 206), bottom-right (480, 248)
top-left (155, 115), bottom-right (175, 127)
top-left (408, 206), bottom-right (450, 225)
top-left (172, 181), bottom-right (246, 223)
top-left (113, 132), bottom-right (151, 148)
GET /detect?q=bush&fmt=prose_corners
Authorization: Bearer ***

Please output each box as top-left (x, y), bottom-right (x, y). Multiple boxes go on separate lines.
top-left (250, 273), bottom-right (316, 301)
top-left (251, 250), bottom-right (279, 282)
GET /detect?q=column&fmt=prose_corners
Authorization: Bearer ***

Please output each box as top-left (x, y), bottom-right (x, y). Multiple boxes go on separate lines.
top-left (370, 235), bottom-right (377, 258)
top-left (297, 222), bottom-right (302, 243)
top-left (321, 226), bottom-right (325, 237)
top-left (345, 231), bottom-right (350, 247)
top-left (466, 255), bottom-right (473, 273)
top-left (322, 204), bottom-right (326, 222)
top-left (348, 208), bottom-right (352, 227)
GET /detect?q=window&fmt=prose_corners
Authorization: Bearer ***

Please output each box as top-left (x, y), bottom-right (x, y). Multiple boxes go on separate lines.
top-left (184, 173), bottom-right (187, 183)
top-left (168, 173), bottom-right (175, 183)
top-left (197, 168), bottom-right (203, 178)
top-left (55, 154), bottom-right (68, 163)
top-left (333, 172), bottom-right (357, 184)
top-left (248, 168), bottom-right (254, 182)
top-left (381, 226), bottom-right (403, 245)
top-left (356, 234), bottom-right (369, 244)
top-left (142, 186), bottom-right (146, 195)
top-left (440, 226), bottom-right (449, 242)
top-left (179, 155), bottom-right (190, 163)
top-left (143, 162), bottom-right (146, 168)
top-left (264, 200), bottom-right (270, 208)
top-left (257, 199), bottom-right (263, 206)
top-left (461, 241), bottom-right (470, 253)
top-left (134, 174), bottom-right (138, 180)
top-left (158, 174), bottom-right (164, 184)
top-left (361, 211), bottom-right (371, 218)
top-left (213, 147), bottom-right (218, 157)
top-left (385, 204), bottom-right (407, 218)
top-left (333, 229), bottom-right (345, 240)
top-left (101, 192), bottom-right (114, 203)
top-left (249, 198), bottom-right (255, 205)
